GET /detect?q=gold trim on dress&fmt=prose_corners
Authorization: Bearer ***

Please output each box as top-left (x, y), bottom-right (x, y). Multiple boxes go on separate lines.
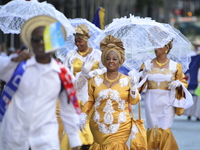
top-left (147, 80), bottom-right (170, 90)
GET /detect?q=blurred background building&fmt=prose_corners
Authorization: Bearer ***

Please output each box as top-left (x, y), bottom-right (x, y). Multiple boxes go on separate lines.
top-left (0, 0), bottom-right (200, 50)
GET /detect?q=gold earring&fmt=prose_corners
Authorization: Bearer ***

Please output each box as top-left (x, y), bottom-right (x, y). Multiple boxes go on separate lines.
top-left (165, 51), bottom-right (168, 53)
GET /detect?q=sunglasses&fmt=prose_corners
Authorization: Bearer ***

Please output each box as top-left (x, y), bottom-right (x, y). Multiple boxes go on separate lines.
top-left (31, 36), bottom-right (43, 43)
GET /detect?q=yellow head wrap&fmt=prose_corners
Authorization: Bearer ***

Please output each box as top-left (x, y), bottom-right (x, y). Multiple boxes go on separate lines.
top-left (100, 35), bottom-right (125, 66)
top-left (74, 24), bottom-right (90, 41)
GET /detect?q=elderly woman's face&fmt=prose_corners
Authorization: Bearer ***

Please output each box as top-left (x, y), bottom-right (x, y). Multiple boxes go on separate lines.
top-left (105, 51), bottom-right (120, 72)
top-left (31, 26), bottom-right (50, 58)
top-left (75, 38), bottom-right (87, 52)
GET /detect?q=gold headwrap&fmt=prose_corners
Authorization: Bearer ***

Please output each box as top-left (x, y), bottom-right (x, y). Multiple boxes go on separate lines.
top-left (100, 35), bottom-right (125, 66)
top-left (74, 24), bottom-right (91, 41)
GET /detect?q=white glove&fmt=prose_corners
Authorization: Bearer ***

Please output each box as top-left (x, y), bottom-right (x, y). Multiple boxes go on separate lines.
top-left (130, 76), bottom-right (137, 86)
top-left (168, 80), bottom-right (182, 90)
top-left (129, 75), bottom-right (138, 98)
top-left (141, 68), bottom-right (149, 79)
top-left (79, 113), bottom-right (87, 132)
top-left (65, 56), bottom-right (75, 73)
top-left (130, 86), bottom-right (139, 98)
top-left (141, 62), bottom-right (152, 78)
top-left (128, 69), bottom-right (138, 88)
top-left (88, 70), bottom-right (98, 78)
top-left (81, 56), bottom-right (96, 76)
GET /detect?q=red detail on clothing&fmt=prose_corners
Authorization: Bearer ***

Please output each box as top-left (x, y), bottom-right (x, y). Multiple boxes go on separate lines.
top-left (58, 65), bottom-right (81, 114)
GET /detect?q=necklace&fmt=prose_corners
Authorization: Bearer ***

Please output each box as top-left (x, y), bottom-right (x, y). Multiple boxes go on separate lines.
top-left (105, 73), bottom-right (120, 84)
top-left (78, 47), bottom-right (90, 56)
top-left (155, 59), bottom-right (169, 67)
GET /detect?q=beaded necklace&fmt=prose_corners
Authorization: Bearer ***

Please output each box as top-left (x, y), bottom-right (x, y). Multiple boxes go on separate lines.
top-left (105, 73), bottom-right (120, 84)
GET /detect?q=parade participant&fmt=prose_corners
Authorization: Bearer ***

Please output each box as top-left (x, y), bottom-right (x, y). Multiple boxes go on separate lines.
top-left (64, 24), bottom-right (105, 77)
top-left (0, 15), bottom-right (81, 150)
top-left (138, 40), bottom-right (193, 150)
top-left (184, 38), bottom-right (200, 121)
top-left (79, 35), bottom-right (140, 150)
top-left (59, 24), bottom-right (105, 150)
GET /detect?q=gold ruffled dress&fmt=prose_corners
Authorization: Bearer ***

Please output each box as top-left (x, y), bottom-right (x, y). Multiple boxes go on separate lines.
top-left (81, 73), bottom-right (140, 150)
top-left (139, 59), bottom-right (190, 150)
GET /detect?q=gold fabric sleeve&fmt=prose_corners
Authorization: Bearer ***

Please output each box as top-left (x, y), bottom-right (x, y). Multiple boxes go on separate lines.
top-left (174, 63), bottom-right (188, 116)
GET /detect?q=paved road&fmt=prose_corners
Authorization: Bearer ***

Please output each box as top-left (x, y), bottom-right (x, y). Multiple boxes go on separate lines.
top-left (130, 101), bottom-right (200, 150)
top-left (172, 115), bottom-right (200, 150)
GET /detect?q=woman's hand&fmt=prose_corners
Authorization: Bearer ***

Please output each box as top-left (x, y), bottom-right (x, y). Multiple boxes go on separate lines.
top-left (168, 80), bottom-right (182, 90)
top-left (81, 56), bottom-right (95, 76)
top-left (79, 113), bottom-right (87, 132)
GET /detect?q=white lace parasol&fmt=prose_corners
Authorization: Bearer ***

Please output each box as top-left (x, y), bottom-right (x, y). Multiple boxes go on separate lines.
top-left (95, 15), bottom-right (191, 72)
top-left (56, 18), bottom-right (103, 62)
top-left (0, 0), bottom-right (75, 42)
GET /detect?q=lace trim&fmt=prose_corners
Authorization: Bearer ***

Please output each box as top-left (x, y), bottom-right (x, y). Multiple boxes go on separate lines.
top-left (75, 73), bottom-right (88, 104)
top-left (118, 112), bottom-right (127, 123)
top-left (80, 113), bottom-right (88, 128)
top-left (118, 99), bottom-right (125, 110)
top-left (97, 122), bottom-right (120, 134)
top-left (130, 124), bottom-right (139, 140)
top-left (75, 73), bottom-right (87, 91)
top-left (94, 75), bottom-right (103, 87)
top-left (103, 99), bottom-right (115, 124)
top-left (119, 77), bottom-right (129, 87)
top-left (93, 89), bottom-right (127, 134)
top-left (94, 110), bottom-right (100, 122)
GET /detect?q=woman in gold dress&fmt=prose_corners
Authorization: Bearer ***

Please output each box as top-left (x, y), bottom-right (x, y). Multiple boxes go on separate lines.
top-left (79, 35), bottom-right (141, 150)
top-left (59, 24), bottom-right (106, 150)
top-left (138, 40), bottom-right (193, 150)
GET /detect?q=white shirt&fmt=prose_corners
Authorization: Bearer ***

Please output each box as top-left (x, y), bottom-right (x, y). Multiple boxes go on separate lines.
top-left (0, 56), bottom-right (82, 150)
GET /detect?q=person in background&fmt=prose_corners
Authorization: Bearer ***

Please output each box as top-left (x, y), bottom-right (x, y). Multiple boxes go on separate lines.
top-left (0, 43), bottom-right (7, 57)
top-left (7, 47), bottom-right (16, 56)
top-left (0, 43), bottom-right (7, 95)
top-left (20, 44), bottom-right (28, 52)
top-left (0, 15), bottom-right (81, 150)
top-left (184, 38), bottom-right (200, 121)
top-left (59, 24), bottom-right (106, 150)
top-left (79, 35), bottom-right (140, 150)
top-left (138, 40), bottom-right (193, 150)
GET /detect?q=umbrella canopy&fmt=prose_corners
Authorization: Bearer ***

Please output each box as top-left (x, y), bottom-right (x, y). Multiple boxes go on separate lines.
top-left (56, 18), bottom-right (103, 62)
top-left (95, 15), bottom-right (191, 72)
top-left (0, 0), bottom-right (75, 40)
